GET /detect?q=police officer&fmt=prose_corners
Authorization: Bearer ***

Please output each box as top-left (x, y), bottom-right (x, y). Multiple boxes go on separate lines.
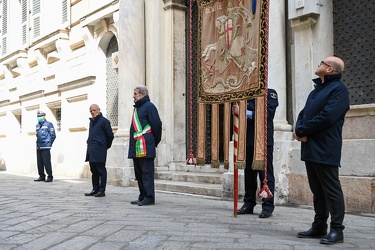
top-left (233, 89), bottom-right (279, 218)
top-left (35, 110), bottom-right (56, 182)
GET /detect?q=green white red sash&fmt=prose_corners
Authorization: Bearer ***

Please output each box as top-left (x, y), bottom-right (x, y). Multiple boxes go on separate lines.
top-left (132, 109), bottom-right (152, 157)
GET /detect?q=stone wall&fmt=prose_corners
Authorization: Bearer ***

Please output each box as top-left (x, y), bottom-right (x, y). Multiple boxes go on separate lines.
top-left (288, 174), bottom-right (375, 213)
top-left (288, 105), bottom-right (375, 213)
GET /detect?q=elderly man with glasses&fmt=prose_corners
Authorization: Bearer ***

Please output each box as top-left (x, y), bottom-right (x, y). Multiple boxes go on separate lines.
top-left (293, 56), bottom-right (349, 245)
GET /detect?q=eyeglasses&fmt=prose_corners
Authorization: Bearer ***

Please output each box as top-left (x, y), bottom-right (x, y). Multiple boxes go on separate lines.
top-left (320, 61), bottom-right (332, 67)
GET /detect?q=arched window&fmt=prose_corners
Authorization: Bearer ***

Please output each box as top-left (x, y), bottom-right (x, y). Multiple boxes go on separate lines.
top-left (106, 35), bottom-right (119, 126)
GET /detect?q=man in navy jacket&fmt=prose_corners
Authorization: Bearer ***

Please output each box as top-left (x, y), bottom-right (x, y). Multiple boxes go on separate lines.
top-left (35, 110), bottom-right (56, 182)
top-left (84, 104), bottom-right (114, 197)
top-left (294, 56), bottom-right (349, 245)
top-left (128, 85), bottom-right (162, 206)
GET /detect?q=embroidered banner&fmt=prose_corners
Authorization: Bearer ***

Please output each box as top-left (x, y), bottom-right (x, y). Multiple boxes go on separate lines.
top-left (198, 0), bottom-right (267, 103)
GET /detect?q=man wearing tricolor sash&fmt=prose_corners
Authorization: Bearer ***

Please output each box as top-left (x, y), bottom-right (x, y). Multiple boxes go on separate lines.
top-left (128, 85), bottom-right (162, 206)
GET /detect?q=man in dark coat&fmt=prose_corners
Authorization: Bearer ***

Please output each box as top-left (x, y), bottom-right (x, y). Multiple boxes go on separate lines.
top-left (84, 104), bottom-right (114, 197)
top-left (128, 85), bottom-right (162, 206)
top-left (35, 110), bottom-right (56, 182)
top-left (294, 56), bottom-right (349, 245)
top-left (233, 89), bottom-right (278, 218)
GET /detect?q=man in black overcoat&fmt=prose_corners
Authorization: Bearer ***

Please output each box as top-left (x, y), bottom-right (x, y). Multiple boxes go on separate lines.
top-left (84, 104), bottom-right (114, 197)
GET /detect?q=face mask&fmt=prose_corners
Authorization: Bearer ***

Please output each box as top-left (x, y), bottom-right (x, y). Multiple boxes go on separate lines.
top-left (37, 117), bottom-right (43, 123)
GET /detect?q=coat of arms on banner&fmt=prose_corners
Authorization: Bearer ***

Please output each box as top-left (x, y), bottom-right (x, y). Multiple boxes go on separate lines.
top-left (198, 0), bottom-right (267, 103)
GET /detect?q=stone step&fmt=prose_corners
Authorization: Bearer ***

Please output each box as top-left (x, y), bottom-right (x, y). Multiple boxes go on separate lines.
top-left (155, 171), bottom-right (223, 184)
top-left (129, 170), bottom-right (224, 198)
top-left (155, 179), bottom-right (222, 197)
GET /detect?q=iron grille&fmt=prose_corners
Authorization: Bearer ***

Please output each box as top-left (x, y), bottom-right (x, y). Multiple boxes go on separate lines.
top-left (333, 0), bottom-right (375, 105)
top-left (106, 36), bottom-right (119, 126)
top-left (62, 0), bottom-right (68, 23)
top-left (1, 0), bottom-right (7, 35)
top-left (56, 108), bottom-right (61, 132)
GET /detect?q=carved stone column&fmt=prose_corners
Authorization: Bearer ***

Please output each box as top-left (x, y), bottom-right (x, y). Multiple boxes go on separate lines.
top-left (160, 0), bottom-right (187, 168)
top-left (107, 0), bottom-right (145, 186)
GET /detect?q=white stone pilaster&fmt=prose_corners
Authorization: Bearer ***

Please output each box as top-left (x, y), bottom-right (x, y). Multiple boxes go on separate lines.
top-left (288, 0), bottom-right (335, 174)
top-left (268, 0), bottom-right (291, 132)
top-left (108, 0), bottom-right (145, 186)
top-left (266, 0), bottom-right (291, 204)
top-left (117, 0), bottom-right (145, 137)
top-left (289, 0), bottom-right (334, 123)
top-left (159, 0), bottom-right (187, 168)
top-left (144, 1), bottom-right (164, 168)
top-left (290, 17), bottom-right (318, 123)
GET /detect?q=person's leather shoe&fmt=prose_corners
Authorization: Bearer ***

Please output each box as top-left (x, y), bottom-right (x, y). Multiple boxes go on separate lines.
top-left (259, 211), bottom-right (272, 218)
top-left (237, 204), bottom-right (254, 215)
top-left (34, 177), bottom-right (45, 182)
top-left (131, 200), bottom-right (141, 205)
top-left (320, 231), bottom-right (344, 245)
top-left (138, 200), bottom-right (155, 206)
top-left (94, 191), bottom-right (105, 197)
top-left (297, 227), bottom-right (327, 238)
top-left (84, 190), bottom-right (98, 196)
top-left (45, 178), bottom-right (53, 182)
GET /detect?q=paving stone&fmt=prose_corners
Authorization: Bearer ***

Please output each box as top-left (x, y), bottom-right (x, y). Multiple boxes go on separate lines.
top-left (0, 172), bottom-right (374, 250)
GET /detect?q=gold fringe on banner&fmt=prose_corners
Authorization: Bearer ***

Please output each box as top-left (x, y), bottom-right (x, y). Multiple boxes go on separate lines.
top-left (235, 162), bottom-right (246, 170)
top-left (211, 161), bottom-right (220, 168)
top-left (224, 161), bottom-right (229, 170)
top-left (252, 95), bottom-right (265, 170)
top-left (251, 160), bottom-right (264, 171)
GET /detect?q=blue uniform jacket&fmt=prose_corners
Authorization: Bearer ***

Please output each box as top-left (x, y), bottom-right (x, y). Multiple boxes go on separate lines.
top-left (36, 120), bottom-right (56, 150)
top-left (295, 74), bottom-right (349, 166)
top-left (128, 95), bottom-right (162, 159)
top-left (246, 88), bottom-right (279, 146)
top-left (85, 113), bottom-right (114, 162)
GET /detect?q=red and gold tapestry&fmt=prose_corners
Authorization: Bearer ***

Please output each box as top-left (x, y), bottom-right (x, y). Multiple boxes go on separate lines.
top-left (198, 0), bottom-right (267, 103)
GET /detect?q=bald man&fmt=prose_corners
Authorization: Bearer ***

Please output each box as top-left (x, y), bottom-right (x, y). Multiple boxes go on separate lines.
top-left (293, 56), bottom-right (349, 245)
top-left (85, 104), bottom-right (114, 197)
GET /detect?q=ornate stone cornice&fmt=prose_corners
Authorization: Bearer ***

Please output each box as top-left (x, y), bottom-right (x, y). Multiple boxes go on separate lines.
top-left (164, 0), bottom-right (186, 11)
top-left (346, 104), bottom-right (375, 117)
top-left (290, 16), bottom-right (317, 32)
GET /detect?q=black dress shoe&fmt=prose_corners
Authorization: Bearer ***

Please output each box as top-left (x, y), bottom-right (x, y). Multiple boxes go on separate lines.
top-left (34, 177), bottom-right (45, 182)
top-left (94, 191), bottom-right (105, 197)
top-left (138, 200), bottom-right (155, 206)
top-left (297, 227), bottom-right (327, 238)
top-left (320, 231), bottom-right (344, 245)
top-left (45, 178), bottom-right (53, 182)
top-left (84, 190), bottom-right (98, 196)
top-left (259, 211), bottom-right (272, 218)
top-left (237, 203), bottom-right (254, 215)
top-left (131, 200), bottom-right (142, 205)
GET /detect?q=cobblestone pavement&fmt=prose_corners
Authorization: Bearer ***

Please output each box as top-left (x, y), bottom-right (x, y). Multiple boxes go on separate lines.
top-left (0, 172), bottom-right (374, 250)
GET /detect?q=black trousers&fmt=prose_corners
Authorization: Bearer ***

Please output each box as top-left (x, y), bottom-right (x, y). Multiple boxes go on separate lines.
top-left (133, 158), bottom-right (155, 203)
top-left (305, 161), bottom-right (345, 232)
top-left (243, 145), bottom-right (275, 213)
top-left (36, 149), bottom-right (53, 179)
top-left (89, 162), bottom-right (107, 192)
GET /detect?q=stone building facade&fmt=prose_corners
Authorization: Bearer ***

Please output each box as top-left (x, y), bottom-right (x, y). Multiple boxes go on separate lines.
top-left (0, 0), bottom-right (373, 213)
